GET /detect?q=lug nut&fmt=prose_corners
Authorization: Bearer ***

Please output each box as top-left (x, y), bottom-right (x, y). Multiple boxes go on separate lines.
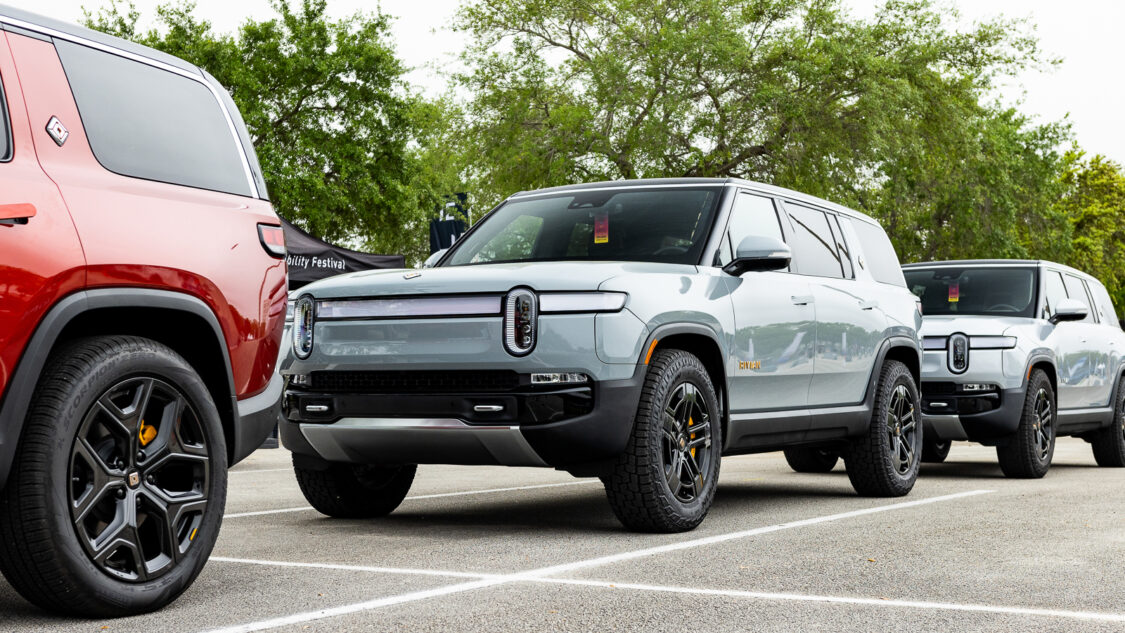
top-left (115, 488), bottom-right (126, 499)
top-left (136, 450), bottom-right (146, 462)
top-left (146, 475), bottom-right (155, 486)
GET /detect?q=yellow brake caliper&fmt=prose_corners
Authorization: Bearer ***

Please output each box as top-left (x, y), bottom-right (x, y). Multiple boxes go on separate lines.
top-left (688, 416), bottom-right (695, 458)
top-left (139, 419), bottom-right (157, 447)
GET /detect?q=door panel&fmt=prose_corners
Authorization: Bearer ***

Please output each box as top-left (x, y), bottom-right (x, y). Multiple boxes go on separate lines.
top-left (0, 33), bottom-right (85, 396)
top-left (805, 278), bottom-right (885, 407)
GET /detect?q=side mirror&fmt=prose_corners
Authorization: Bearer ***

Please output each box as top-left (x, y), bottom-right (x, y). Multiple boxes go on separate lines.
top-left (423, 249), bottom-right (447, 269)
top-left (722, 235), bottom-right (791, 277)
top-left (1050, 298), bottom-right (1088, 324)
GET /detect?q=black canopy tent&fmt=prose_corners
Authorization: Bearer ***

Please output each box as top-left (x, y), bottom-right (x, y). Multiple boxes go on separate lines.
top-left (281, 217), bottom-right (405, 290)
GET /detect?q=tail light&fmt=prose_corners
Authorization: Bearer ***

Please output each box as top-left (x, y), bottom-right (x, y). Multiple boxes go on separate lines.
top-left (258, 223), bottom-right (286, 258)
top-left (948, 333), bottom-right (969, 374)
top-left (504, 289), bottom-right (537, 356)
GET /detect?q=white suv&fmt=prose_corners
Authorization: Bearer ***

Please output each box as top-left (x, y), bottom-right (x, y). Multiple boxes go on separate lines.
top-left (903, 260), bottom-right (1125, 477)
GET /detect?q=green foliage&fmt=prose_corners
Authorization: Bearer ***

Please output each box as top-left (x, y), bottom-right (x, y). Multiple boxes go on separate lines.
top-left (1059, 152), bottom-right (1125, 310)
top-left (84, 0), bottom-right (453, 264)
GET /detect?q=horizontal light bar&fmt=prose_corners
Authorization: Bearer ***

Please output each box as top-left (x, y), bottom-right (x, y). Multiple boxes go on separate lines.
top-left (969, 336), bottom-right (1018, 349)
top-left (531, 372), bottom-right (589, 385)
top-left (961, 383), bottom-right (997, 392)
top-left (539, 292), bottom-right (627, 314)
top-left (922, 337), bottom-right (947, 351)
top-left (318, 296), bottom-right (501, 319)
top-left (923, 336), bottom-right (1017, 350)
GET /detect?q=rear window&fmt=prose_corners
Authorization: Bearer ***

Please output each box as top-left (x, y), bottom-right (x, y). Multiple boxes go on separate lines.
top-left (55, 40), bottom-right (250, 197)
top-left (784, 202), bottom-right (846, 279)
top-left (847, 218), bottom-right (906, 286)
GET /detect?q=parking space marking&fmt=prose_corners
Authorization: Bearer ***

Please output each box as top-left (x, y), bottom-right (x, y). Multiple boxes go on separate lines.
top-left (531, 578), bottom-right (1125, 623)
top-left (202, 489), bottom-right (992, 633)
top-left (222, 480), bottom-right (600, 519)
top-left (211, 557), bottom-right (504, 581)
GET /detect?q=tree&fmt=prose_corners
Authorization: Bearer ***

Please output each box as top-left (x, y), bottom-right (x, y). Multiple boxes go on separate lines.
top-left (1059, 152), bottom-right (1125, 311)
top-left (453, 0), bottom-right (1069, 260)
top-left (84, 0), bottom-right (448, 263)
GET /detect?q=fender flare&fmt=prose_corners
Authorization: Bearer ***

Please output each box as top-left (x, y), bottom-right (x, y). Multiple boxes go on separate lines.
top-left (860, 336), bottom-right (923, 411)
top-left (0, 288), bottom-right (236, 490)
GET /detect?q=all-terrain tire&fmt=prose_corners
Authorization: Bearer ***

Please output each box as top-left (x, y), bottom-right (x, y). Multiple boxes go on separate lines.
top-left (996, 370), bottom-right (1056, 478)
top-left (844, 360), bottom-right (921, 497)
top-left (295, 461), bottom-right (416, 518)
top-left (921, 438), bottom-right (951, 463)
top-left (783, 448), bottom-right (839, 473)
top-left (1090, 376), bottom-right (1125, 467)
top-left (0, 336), bottom-right (227, 617)
top-left (603, 349), bottom-right (721, 533)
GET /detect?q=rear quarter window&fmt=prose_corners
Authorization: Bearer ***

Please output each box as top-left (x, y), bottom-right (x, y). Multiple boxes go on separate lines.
top-left (54, 40), bottom-right (250, 197)
top-left (845, 217), bottom-right (906, 286)
top-left (0, 71), bottom-right (10, 161)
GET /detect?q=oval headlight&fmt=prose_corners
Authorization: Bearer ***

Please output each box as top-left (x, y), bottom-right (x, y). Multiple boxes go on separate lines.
top-left (504, 288), bottom-right (537, 356)
top-left (948, 333), bottom-right (969, 374)
top-left (293, 295), bottom-right (315, 359)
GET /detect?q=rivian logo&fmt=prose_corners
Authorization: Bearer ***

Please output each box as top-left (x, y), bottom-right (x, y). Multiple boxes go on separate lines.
top-left (739, 361), bottom-right (762, 370)
top-left (403, 272), bottom-right (422, 279)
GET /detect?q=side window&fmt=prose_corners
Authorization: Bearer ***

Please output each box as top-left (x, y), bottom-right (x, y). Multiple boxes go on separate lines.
top-left (54, 40), bottom-right (250, 197)
top-left (784, 202), bottom-right (844, 279)
top-left (470, 215), bottom-right (543, 263)
top-left (721, 193), bottom-right (785, 267)
top-left (828, 215), bottom-right (853, 278)
top-left (0, 70), bottom-right (10, 162)
top-left (1089, 282), bottom-right (1120, 329)
top-left (845, 218), bottom-right (906, 287)
top-left (1063, 274), bottom-right (1096, 323)
top-left (1042, 270), bottom-right (1068, 319)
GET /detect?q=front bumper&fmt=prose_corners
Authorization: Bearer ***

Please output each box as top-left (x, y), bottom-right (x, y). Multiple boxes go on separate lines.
top-left (234, 372), bottom-right (285, 463)
top-left (280, 369), bottom-right (645, 469)
top-left (921, 383), bottom-right (1025, 443)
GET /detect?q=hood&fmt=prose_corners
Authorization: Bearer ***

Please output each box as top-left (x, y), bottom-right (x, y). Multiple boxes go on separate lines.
top-left (919, 315), bottom-right (1033, 337)
top-left (298, 261), bottom-right (699, 298)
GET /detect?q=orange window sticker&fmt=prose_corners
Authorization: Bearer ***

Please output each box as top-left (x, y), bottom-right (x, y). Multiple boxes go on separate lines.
top-left (594, 211), bottom-right (609, 244)
top-left (948, 283), bottom-right (960, 303)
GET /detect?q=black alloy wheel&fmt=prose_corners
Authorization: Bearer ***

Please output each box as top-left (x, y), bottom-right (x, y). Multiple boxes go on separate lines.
top-left (69, 377), bottom-right (210, 582)
top-left (660, 382), bottom-right (714, 504)
top-left (886, 384), bottom-right (919, 476)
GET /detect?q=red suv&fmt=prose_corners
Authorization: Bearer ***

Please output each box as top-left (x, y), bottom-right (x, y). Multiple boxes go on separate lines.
top-left (0, 7), bottom-right (286, 616)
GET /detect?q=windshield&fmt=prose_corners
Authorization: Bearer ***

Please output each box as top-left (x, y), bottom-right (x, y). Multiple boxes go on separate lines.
top-left (443, 187), bottom-right (721, 266)
top-left (904, 267), bottom-right (1038, 317)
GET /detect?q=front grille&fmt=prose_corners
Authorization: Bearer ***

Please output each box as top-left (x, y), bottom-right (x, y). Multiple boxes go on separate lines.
top-left (308, 370), bottom-right (521, 394)
top-left (922, 382), bottom-right (957, 396)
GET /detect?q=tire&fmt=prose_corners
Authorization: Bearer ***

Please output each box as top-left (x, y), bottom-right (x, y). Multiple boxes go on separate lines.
top-left (783, 448), bottom-right (839, 473)
top-left (294, 461), bottom-right (416, 518)
top-left (996, 369), bottom-right (1056, 478)
top-left (1090, 376), bottom-right (1125, 467)
top-left (921, 438), bottom-right (951, 463)
top-left (844, 360), bottom-right (921, 497)
top-left (604, 349), bottom-right (722, 533)
top-left (0, 336), bottom-right (227, 617)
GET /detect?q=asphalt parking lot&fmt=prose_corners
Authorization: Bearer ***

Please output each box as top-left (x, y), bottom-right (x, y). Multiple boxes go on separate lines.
top-left (2, 437), bottom-right (1124, 632)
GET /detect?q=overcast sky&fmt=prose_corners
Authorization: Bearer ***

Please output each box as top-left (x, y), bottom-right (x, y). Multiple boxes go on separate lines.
top-left (16, 0), bottom-right (1125, 163)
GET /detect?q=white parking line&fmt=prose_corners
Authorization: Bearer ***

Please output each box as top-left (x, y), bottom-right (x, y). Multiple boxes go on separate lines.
top-left (222, 480), bottom-right (600, 519)
top-left (201, 489), bottom-right (992, 633)
top-left (531, 578), bottom-right (1125, 624)
top-left (210, 557), bottom-right (504, 581)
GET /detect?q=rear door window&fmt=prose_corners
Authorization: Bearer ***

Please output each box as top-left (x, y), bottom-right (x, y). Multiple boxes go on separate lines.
top-left (1063, 274), bottom-right (1097, 323)
top-left (1088, 281), bottom-right (1120, 329)
top-left (784, 202), bottom-right (844, 279)
top-left (54, 40), bottom-right (250, 197)
top-left (828, 215), bottom-right (853, 278)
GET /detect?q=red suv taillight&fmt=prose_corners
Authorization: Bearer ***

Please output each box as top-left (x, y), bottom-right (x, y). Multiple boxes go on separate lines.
top-left (258, 224), bottom-right (285, 258)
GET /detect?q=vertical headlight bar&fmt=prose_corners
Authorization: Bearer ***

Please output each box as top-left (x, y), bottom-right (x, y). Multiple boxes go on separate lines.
top-left (504, 288), bottom-right (537, 356)
top-left (293, 295), bottom-right (315, 359)
top-left (948, 333), bottom-right (969, 374)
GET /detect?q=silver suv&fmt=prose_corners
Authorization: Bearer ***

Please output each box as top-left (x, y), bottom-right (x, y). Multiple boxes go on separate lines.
top-left (904, 260), bottom-right (1125, 477)
top-left (280, 179), bottom-right (923, 532)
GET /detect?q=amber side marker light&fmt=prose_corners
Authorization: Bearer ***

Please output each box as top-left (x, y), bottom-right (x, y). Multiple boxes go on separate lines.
top-left (645, 339), bottom-right (659, 364)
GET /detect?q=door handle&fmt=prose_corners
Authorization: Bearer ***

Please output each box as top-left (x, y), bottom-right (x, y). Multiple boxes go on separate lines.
top-left (0, 203), bottom-right (36, 226)
top-left (791, 295), bottom-right (814, 306)
top-left (859, 300), bottom-right (879, 310)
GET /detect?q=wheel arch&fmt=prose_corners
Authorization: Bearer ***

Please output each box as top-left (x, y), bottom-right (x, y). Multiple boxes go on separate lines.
top-left (641, 324), bottom-right (728, 443)
top-left (1025, 355), bottom-right (1058, 396)
top-left (0, 289), bottom-right (239, 490)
